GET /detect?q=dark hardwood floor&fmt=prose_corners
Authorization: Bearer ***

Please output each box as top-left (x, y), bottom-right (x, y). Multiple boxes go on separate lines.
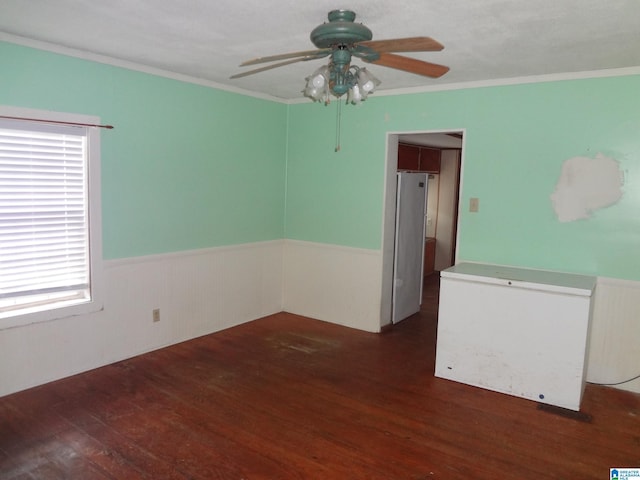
top-left (1, 274), bottom-right (639, 479)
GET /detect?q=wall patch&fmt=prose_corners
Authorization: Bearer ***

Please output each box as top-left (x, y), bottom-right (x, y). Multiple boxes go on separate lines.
top-left (550, 153), bottom-right (624, 222)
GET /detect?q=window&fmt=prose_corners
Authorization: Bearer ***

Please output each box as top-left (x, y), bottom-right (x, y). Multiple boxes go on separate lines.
top-left (0, 107), bottom-right (102, 327)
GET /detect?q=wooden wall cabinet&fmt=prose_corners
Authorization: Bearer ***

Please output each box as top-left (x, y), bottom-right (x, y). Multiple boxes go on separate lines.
top-left (419, 148), bottom-right (441, 173)
top-left (397, 143), bottom-right (441, 173)
top-left (397, 144), bottom-right (420, 170)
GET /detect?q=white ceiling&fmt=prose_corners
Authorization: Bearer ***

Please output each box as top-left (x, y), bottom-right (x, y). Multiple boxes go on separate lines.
top-left (1, 1), bottom-right (640, 101)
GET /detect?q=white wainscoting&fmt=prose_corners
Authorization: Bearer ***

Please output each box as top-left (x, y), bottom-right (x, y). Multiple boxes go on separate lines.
top-left (0, 240), bottom-right (284, 397)
top-left (4, 239), bottom-right (638, 398)
top-left (282, 240), bottom-right (384, 332)
top-left (587, 276), bottom-right (640, 394)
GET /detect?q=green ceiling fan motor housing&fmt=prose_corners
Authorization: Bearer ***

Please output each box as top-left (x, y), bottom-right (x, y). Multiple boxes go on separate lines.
top-left (310, 10), bottom-right (380, 95)
top-left (310, 10), bottom-right (373, 48)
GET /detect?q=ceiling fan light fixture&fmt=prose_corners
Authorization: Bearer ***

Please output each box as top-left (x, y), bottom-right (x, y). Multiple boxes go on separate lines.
top-left (347, 84), bottom-right (362, 105)
top-left (232, 9), bottom-right (448, 107)
top-left (304, 63), bottom-right (380, 105)
top-left (303, 66), bottom-right (330, 103)
top-left (311, 65), bottom-right (329, 88)
top-left (357, 68), bottom-right (380, 94)
top-left (231, 9), bottom-right (449, 149)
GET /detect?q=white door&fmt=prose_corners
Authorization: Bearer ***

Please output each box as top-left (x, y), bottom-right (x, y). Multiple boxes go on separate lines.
top-left (392, 172), bottom-right (428, 323)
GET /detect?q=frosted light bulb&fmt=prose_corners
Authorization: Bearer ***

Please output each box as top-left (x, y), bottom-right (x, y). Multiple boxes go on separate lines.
top-left (361, 80), bottom-right (374, 92)
top-left (348, 85), bottom-right (362, 105)
top-left (357, 68), bottom-right (380, 95)
top-left (312, 74), bottom-right (325, 88)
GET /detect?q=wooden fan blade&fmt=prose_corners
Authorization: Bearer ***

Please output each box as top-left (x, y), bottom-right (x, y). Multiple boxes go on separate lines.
top-left (358, 36), bottom-right (444, 53)
top-left (240, 48), bottom-right (331, 66)
top-left (230, 57), bottom-right (317, 79)
top-left (364, 53), bottom-right (449, 78)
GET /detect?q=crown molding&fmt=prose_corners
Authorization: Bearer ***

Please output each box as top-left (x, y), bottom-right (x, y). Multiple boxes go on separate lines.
top-left (0, 32), bottom-right (287, 104)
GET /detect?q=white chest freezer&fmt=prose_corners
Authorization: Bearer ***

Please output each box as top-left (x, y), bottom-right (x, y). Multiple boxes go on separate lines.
top-left (434, 263), bottom-right (596, 411)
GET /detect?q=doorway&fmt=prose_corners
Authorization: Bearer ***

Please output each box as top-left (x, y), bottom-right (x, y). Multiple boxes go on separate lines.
top-left (380, 130), bottom-right (464, 327)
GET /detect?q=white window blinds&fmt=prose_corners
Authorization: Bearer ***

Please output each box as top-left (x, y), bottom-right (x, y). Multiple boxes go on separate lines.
top-left (0, 119), bottom-right (91, 312)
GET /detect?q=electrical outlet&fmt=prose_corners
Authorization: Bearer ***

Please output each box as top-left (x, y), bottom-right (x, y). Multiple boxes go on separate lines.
top-left (152, 308), bottom-right (160, 322)
top-left (469, 197), bottom-right (479, 213)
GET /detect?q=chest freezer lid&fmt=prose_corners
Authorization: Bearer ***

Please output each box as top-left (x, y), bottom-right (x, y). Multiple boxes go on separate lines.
top-left (441, 263), bottom-right (596, 296)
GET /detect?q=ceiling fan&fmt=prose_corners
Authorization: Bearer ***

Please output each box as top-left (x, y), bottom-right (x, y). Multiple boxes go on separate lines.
top-left (230, 9), bottom-right (449, 104)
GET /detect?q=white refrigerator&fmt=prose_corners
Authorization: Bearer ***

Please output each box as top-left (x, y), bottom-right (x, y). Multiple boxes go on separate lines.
top-left (392, 172), bottom-right (428, 324)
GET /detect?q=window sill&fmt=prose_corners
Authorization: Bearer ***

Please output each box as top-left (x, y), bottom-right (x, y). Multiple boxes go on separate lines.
top-left (0, 298), bottom-right (104, 330)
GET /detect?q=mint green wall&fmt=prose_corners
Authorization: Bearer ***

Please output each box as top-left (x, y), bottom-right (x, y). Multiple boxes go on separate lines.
top-left (286, 102), bottom-right (388, 250)
top-left (286, 76), bottom-right (640, 280)
top-left (3, 40), bottom-right (639, 280)
top-left (0, 42), bottom-right (287, 259)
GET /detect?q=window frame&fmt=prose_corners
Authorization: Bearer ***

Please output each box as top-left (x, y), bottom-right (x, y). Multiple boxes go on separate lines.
top-left (0, 105), bottom-right (103, 329)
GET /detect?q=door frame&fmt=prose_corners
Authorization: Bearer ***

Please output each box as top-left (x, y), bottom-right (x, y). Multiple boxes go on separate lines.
top-left (379, 130), bottom-right (466, 327)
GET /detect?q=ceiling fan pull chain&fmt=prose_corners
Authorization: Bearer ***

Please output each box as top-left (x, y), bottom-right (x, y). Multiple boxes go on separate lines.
top-left (335, 99), bottom-right (342, 152)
